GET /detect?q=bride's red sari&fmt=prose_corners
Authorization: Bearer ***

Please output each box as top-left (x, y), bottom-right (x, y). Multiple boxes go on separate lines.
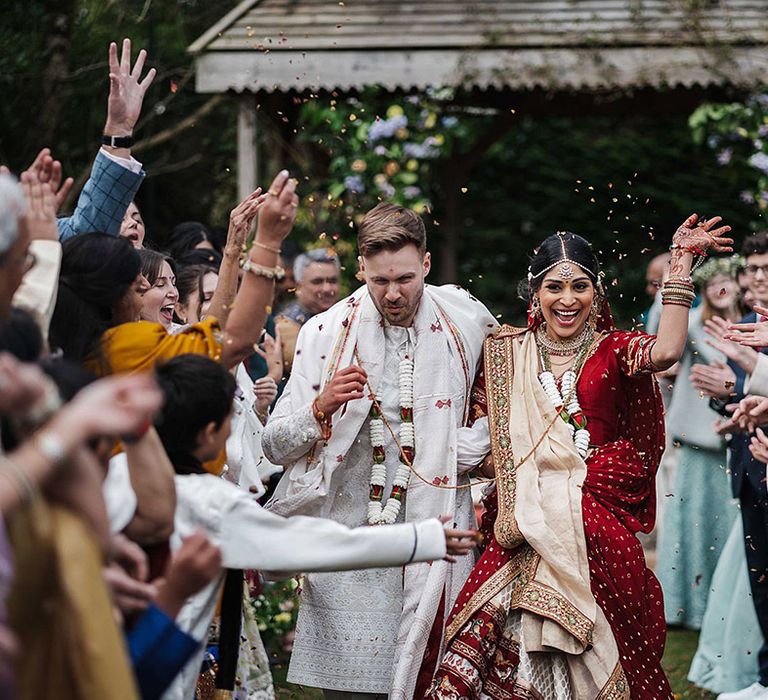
top-left (418, 323), bottom-right (672, 699)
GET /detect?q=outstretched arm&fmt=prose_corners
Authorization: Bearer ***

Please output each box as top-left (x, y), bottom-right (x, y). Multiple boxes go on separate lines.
top-left (219, 171), bottom-right (298, 368)
top-left (58, 38), bottom-right (155, 241)
top-left (650, 214), bottom-right (733, 370)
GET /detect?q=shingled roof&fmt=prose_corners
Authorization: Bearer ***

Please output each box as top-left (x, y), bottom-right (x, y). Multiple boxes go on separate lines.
top-left (189, 0), bottom-right (768, 92)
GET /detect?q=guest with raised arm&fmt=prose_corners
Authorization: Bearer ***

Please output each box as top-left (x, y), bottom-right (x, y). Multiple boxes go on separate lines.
top-left (57, 38), bottom-right (155, 244)
top-left (48, 170), bottom-right (297, 375)
top-left (700, 232), bottom-right (768, 700)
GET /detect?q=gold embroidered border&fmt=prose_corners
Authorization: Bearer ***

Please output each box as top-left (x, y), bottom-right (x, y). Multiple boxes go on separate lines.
top-left (484, 331), bottom-right (525, 549)
top-left (516, 579), bottom-right (593, 648)
top-left (596, 662), bottom-right (631, 700)
top-left (446, 545), bottom-right (538, 640)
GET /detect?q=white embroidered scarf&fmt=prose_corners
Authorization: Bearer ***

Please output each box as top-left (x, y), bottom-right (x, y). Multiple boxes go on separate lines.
top-left (268, 284), bottom-right (497, 698)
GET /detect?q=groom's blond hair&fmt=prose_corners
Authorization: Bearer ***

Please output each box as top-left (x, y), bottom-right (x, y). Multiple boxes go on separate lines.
top-left (357, 202), bottom-right (426, 258)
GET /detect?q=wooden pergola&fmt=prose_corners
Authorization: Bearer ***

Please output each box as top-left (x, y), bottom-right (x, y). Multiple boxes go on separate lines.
top-left (189, 0), bottom-right (768, 278)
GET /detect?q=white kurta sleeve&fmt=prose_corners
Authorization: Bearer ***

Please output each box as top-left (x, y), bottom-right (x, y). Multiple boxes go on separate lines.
top-left (217, 486), bottom-right (446, 572)
top-left (102, 453), bottom-right (138, 534)
top-left (12, 240), bottom-right (61, 342)
top-left (261, 401), bottom-right (321, 465)
top-left (456, 416), bottom-right (491, 474)
top-left (262, 317), bottom-right (326, 465)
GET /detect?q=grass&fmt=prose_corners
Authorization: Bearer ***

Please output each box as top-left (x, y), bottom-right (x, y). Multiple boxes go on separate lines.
top-left (269, 628), bottom-right (717, 698)
top-left (664, 629), bottom-right (717, 699)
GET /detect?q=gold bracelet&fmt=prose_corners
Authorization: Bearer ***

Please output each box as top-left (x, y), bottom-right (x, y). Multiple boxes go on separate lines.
top-left (252, 240), bottom-right (281, 255)
top-left (241, 259), bottom-right (285, 280)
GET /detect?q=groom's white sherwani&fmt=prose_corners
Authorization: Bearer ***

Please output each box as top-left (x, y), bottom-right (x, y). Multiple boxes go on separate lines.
top-left (263, 284), bottom-right (497, 698)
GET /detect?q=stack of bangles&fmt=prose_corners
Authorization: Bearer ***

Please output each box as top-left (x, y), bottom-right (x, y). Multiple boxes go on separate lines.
top-left (661, 276), bottom-right (696, 308)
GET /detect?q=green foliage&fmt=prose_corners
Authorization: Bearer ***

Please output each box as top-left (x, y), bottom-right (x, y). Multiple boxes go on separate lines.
top-left (690, 91), bottom-right (768, 215)
top-left (250, 578), bottom-right (301, 666)
top-left (0, 0), bottom-right (240, 242)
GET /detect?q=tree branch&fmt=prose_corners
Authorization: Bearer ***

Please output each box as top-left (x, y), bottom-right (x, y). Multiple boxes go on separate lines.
top-left (62, 93), bottom-right (226, 211)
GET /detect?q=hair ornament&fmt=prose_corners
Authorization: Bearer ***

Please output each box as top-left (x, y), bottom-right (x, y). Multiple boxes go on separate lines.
top-left (529, 257), bottom-right (596, 281)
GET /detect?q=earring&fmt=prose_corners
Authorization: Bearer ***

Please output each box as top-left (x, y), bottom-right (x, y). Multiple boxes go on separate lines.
top-left (588, 295), bottom-right (602, 328)
top-left (530, 294), bottom-right (542, 322)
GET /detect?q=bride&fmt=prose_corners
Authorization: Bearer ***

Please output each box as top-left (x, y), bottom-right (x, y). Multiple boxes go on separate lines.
top-left (420, 216), bottom-right (732, 699)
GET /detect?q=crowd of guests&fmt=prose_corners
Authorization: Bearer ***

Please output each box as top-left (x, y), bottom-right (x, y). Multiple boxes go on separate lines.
top-left (0, 39), bottom-right (479, 700)
top-left (644, 242), bottom-right (768, 699)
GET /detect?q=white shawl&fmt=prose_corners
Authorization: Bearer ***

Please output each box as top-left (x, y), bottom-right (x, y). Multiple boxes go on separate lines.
top-left (267, 283), bottom-right (497, 698)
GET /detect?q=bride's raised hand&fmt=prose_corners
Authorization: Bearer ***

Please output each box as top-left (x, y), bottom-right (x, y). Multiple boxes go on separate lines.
top-left (671, 213), bottom-right (733, 256)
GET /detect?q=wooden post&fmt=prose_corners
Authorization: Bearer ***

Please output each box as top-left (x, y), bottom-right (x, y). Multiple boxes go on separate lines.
top-left (237, 94), bottom-right (258, 200)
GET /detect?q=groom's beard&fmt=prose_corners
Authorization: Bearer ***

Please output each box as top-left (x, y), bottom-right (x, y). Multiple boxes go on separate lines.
top-left (375, 287), bottom-right (424, 327)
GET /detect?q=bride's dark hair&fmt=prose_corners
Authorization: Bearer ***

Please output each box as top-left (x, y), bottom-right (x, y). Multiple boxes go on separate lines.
top-left (517, 232), bottom-right (602, 302)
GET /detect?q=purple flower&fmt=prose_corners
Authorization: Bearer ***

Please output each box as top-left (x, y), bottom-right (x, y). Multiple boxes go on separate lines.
top-left (403, 139), bottom-right (440, 159)
top-left (403, 186), bottom-right (422, 199)
top-left (749, 152), bottom-right (768, 175)
top-left (344, 175), bottom-right (365, 194)
top-left (368, 115), bottom-right (408, 143)
top-left (442, 116), bottom-right (459, 128)
top-left (377, 181), bottom-right (396, 198)
top-left (717, 148), bottom-right (733, 165)
top-left (740, 190), bottom-right (755, 204)
top-left (374, 145), bottom-right (387, 156)
top-left (707, 134), bottom-right (721, 149)
top-left (759, 124), bottom-right (768, 138)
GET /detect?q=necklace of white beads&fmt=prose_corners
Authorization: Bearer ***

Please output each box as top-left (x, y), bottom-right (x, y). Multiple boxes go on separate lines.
top-left (367, 356), bottom-right (414, 525)
top-left (537, 327), bottom-right (594, 459)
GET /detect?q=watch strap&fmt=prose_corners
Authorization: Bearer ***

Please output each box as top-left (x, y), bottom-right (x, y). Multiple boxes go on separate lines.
top-left (102, 134), bottom-right (135, 148)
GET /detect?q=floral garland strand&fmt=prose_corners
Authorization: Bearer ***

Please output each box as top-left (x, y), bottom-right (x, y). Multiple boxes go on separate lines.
top-left (367, 356), bottom-right (414, 525)
top-left (538, 331), bottom-right (592, 459)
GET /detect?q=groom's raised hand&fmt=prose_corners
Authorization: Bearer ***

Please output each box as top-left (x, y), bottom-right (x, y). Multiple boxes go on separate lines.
top-left (314, 365), bottom-right (368, 417)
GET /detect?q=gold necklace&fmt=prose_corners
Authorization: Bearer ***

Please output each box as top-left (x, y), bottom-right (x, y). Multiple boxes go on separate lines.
top-left (535, 324), bottom-right (591, 356)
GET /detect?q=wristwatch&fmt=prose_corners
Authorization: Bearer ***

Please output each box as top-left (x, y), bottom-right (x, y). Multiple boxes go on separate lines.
top-left (101, 134), bottom-right (135, 148)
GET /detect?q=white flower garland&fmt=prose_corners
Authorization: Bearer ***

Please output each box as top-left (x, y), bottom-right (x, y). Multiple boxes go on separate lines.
top-left (367, 357), bottom-right (414, 525)
top-left (539, 369), bottom-right (591, 458)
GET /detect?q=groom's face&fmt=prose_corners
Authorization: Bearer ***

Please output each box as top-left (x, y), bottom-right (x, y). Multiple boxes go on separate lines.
top-left (360, 244), bottom-right (431, 327)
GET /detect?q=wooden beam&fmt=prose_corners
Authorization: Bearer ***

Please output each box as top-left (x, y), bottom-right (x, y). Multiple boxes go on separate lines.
top-left (237, 95), bottom-right (258, 201)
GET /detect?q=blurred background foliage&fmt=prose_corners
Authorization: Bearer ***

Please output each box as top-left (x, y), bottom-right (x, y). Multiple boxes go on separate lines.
top-left (0, 0), bottom-right (764, 326)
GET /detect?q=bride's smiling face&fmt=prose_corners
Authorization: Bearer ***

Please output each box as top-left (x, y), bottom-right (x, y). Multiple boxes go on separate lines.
top-left (537, 266), bottom-right (596, 341)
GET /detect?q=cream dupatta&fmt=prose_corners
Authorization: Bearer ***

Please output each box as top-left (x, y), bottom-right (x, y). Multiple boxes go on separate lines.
top-left (479, 328), bottom-right (629, 697)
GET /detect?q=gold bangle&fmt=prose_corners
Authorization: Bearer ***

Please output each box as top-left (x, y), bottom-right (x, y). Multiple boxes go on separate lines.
top-left (252, 240), bottom-right (281, 255)
top-left (241, 259), bottom-right (285, 280)
top-left (661, 298), bottom-right (693, 308)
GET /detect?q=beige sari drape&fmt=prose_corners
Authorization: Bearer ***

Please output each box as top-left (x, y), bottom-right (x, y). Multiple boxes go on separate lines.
top-left (486, 330), bottom-right (626, 696)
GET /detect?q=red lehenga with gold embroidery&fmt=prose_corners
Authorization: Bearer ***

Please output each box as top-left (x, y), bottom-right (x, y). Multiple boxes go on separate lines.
top-left (418, 324), bottom-right (672, 700)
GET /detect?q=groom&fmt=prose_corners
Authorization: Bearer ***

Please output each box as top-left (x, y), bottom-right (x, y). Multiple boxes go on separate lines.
top-left (262, 203), bottom-right (496, 699)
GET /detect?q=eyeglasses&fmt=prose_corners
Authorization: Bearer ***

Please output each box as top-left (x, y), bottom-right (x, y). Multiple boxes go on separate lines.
top-left (745, 264), bottom-right (768, 276)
